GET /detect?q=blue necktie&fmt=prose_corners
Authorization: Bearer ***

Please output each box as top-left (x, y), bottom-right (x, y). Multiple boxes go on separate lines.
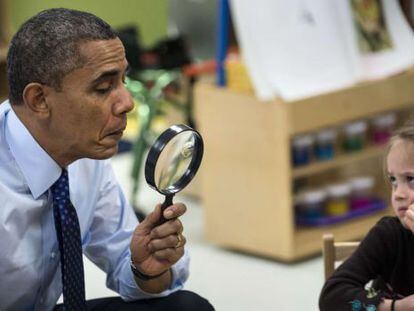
top-left (52, 170), bottom-right (87, 311)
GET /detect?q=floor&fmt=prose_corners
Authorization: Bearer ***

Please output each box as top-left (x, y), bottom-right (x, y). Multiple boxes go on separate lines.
top-left (82, 152), bottom-right (324, 310)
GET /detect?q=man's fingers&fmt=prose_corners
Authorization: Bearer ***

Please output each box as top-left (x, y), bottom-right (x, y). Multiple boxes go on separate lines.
top-left (153, 246), bottom-right (185, 262)
top-left (163, 203), bottom-right (187, 220)
top-left (138, 203), bottom-right (186, 232)
top-left (150, 218), bottom-right (183, 239)
top-left (138, 204), bottom-right (162, 230)
top-left (148, 234), bottom-right (187, 252)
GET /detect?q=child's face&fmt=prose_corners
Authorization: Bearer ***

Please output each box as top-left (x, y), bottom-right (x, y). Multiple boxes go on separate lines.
top-left (387, 138), bottom-right (414, 228)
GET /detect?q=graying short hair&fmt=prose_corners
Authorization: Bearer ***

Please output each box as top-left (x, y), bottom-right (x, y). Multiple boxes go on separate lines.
top-left (7, 8), bottom-right (118, 104)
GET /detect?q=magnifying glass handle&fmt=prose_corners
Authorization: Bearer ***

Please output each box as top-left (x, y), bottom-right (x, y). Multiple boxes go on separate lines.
top-left (157, 194), bottom-right (174, 225)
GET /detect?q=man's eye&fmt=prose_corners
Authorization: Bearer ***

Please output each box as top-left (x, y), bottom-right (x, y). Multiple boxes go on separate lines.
top-left (96, 84), bottom-right (112, 94)
top-left (96, 88), bottom-right (110, 94)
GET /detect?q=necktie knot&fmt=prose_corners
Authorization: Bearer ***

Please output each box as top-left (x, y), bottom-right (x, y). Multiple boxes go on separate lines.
top-left (52, 170), bottom-right (69, 201)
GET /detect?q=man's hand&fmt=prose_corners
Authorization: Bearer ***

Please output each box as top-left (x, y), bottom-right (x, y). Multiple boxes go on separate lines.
top-left (130, 203), bottom-right (187, 280)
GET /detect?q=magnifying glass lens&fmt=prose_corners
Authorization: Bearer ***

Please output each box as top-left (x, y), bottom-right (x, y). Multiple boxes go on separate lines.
top-left (145, 124), bottom-right (204, 225)
top-left (154, 131), bottom-right (196, 192)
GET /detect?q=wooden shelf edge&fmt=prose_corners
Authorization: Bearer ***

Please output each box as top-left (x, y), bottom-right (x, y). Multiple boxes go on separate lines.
top-left (289, 68), bottom-right (414, 134)
top-left (293, 208), bottom-right (392, 259)
top-left (292, 144), bottom-right (387, 178)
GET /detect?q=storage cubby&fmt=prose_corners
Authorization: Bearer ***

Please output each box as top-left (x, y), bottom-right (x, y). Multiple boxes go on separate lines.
top-left (194, 70), bottom-right (414, 262)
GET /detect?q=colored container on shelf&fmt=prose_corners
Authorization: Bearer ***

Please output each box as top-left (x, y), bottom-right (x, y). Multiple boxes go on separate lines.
top-left (343, 121), bottom-right (368, 152)
top-left (326, 183), bottom-right (351, 216)
top-left (349, 176), bottom-right (375, 210)
top-left (371, 113), bottom-right (397, 145)
top-left (295, 189), bottom-right (327, 219)
top-left (292, 134), bottom-right (314, 166)
top-left (315, 128), bottom-right (337, 161)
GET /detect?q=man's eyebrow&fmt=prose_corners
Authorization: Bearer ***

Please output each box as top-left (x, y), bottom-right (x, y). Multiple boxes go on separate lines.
top-left (92, 63), bottom-right (130, 84)
top-left (92, 69), bottom-right (120, 84)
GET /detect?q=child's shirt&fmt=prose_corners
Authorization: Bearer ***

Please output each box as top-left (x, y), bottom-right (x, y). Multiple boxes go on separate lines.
top-left (319, 216), bottom-right (414, 311)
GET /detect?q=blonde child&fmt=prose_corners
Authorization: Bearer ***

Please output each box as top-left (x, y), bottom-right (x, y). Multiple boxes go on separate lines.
top-left (319, 123), bottom-right (414, 311)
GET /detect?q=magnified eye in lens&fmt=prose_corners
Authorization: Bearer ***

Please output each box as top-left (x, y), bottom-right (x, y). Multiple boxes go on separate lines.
top-left (181, 141), bottom-right (195, 158)
top-left (155, 132), bottom-right (195, 192)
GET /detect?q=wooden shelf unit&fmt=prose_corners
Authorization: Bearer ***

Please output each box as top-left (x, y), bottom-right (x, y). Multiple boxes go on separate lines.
top-left (194, 69), bottom-right (414, 262)
top-left (292, 144), bottom-right (386, 179)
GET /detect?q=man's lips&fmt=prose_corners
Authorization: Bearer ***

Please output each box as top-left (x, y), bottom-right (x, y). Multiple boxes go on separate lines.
top-left (106, 126), bottom-right (126, 137)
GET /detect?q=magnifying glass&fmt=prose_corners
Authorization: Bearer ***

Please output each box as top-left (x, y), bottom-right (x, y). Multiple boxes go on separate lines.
top-left (145, 124), bottom-right (204, 224)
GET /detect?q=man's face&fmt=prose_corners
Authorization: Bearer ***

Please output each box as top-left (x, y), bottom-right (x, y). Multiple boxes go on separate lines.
top-left (45, 38), bottom-right (133, 162)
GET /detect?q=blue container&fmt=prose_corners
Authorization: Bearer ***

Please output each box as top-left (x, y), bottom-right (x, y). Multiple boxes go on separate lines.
top-left (292, 134), bottom-right (314, 166)
top-left (315, 129), bottom-right (337, 161)
top-left (296, 189), bottom-right (327, 219)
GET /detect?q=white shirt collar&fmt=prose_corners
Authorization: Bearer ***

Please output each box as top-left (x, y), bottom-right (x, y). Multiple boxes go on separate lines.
top-left (3, 100), bottom-right (61, 199)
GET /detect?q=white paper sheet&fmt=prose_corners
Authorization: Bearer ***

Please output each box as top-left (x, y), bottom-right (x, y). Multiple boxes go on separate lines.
top-left (229, 0), bottom-right (414, 102)
top-left (229, 0), bottom-right (276, 100)
top-left (230, 0), bottom-right (360, 101)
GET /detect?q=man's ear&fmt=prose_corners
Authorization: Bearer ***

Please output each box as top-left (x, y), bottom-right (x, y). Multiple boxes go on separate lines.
top-left (22, 82), bottom-right (51, 116)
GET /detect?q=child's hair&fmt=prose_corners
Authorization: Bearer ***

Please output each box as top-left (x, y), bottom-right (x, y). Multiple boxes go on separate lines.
top-left (383, 119), bottom-right (414, 178)
top-left (390, 120), bottom-right (414, 146)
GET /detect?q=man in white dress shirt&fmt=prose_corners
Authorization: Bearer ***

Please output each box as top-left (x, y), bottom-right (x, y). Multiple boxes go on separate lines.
top-left (0, 8), bottom-right (213, 311)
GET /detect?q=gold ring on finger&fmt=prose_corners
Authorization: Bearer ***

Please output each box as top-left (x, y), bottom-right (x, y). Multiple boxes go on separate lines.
top-left (175, 233), bottom-right (183, 248)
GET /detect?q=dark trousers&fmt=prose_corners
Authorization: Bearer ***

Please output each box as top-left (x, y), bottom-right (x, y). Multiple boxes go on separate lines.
top-left (54, 290), bottom-right (214, 311)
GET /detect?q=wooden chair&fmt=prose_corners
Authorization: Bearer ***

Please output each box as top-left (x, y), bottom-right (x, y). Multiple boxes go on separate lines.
top-left (323, 233), bottom-right (360, 280)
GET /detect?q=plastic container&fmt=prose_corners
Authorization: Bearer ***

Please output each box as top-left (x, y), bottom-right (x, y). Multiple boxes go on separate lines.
top-left (315, 128), bottom-right (337, 161)
top-left (325, 183), bottom-right (351, 216)
top-left (295, 189), bottom-right (327, 219)
top-left (371, 113), bottom-right (397, 145)
top-left (349, 176), bottom-right (375, 210)
top-left (343, 121), bottom-right (368, 152)
top-left (292, 134), bottom-right (314, 166)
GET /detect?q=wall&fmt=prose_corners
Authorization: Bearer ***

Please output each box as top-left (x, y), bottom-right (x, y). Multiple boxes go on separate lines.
top-left (9, 0), bottom-right (168, 47)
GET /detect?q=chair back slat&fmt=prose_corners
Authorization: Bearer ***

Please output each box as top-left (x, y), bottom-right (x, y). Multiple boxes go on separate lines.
top-left (335, 242), bottom-right (359, 261)
top-left (323, 234), bottom-right (360, 280)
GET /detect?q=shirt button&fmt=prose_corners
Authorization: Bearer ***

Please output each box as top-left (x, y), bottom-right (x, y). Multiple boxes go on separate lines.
top-left (50, 252), bottom-right (56, 259)
top-left (39, 297), bottom-right (44, 303)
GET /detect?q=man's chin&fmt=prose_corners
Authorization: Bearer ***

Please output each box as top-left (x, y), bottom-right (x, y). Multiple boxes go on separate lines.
top-left (89, 144), bottom-right (119, 160)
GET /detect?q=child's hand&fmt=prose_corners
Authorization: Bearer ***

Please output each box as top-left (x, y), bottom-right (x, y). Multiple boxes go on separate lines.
top-left (392, 294), bottom-right (414, 311)
top-left (403, 204), bottom-right (414, 233)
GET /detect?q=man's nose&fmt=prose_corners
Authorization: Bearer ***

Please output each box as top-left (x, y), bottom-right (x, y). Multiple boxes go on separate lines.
top-left (114, 87), bottom-right (134, 115)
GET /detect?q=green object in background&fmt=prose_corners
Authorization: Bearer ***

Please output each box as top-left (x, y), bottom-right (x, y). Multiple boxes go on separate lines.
top-left (9, 0), bottom-right (168, 47)
top-left (342, 138), bottom-right (364, 152)
top-left (125, 70), bottom-right (185, 208)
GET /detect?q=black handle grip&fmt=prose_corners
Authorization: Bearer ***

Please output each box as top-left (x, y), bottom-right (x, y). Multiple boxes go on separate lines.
top-left (156, 194), bottom-right (174, 226)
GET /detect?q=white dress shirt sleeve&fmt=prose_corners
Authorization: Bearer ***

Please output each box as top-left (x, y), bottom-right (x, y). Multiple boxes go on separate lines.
top-left (82, 160), bottom-right (190, 300)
